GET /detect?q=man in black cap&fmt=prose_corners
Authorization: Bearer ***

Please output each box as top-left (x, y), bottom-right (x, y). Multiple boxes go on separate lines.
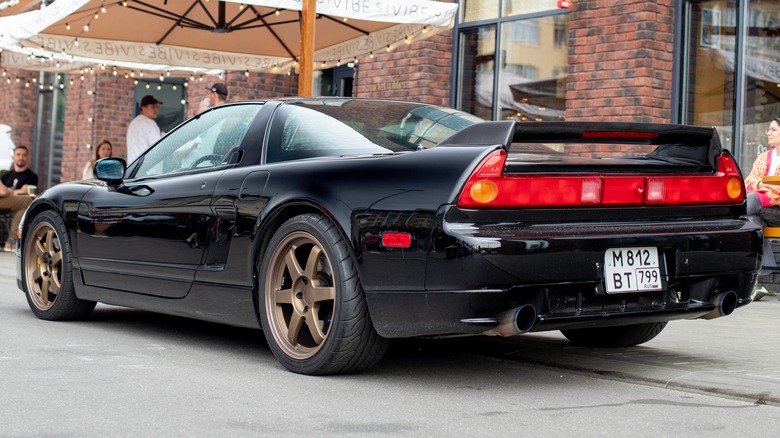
top-left (201, 83), bottom-right (228, 112)
top-left (126, 94), bottom-right (163, 162)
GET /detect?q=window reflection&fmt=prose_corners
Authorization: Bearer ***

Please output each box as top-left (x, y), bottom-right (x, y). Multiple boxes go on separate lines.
top-left (499, 15), bottom-right (568, 121)
top-left (739, 0), bottom-right (780, 169)
top-left (457, 4), bottom-right (568, 122)
top-left (457, 26), bottom-right (496, 120)
top-left (683, 1), bottom-right (735, 151)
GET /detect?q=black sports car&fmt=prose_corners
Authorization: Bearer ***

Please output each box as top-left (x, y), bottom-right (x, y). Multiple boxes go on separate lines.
top-left (16, 98), bottom-right (761, 375)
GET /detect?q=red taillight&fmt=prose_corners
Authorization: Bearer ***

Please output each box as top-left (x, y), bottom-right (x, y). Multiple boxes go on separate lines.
top-left (457, 151), bottom-right (745, 208)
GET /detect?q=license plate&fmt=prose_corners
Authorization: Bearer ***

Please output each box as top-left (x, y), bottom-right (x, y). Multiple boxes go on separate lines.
top-left (604, 247), bottom-right (662, 293)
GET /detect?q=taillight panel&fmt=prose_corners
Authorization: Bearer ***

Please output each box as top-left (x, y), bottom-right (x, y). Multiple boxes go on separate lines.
top-left (457, 150), bottom-right (745, 208)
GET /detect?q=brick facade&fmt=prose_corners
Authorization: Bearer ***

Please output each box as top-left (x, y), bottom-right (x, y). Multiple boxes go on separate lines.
top-left (566, 0), bottom-right (674, 123)
top-left (61, 72), bottom-right (135, 182)
top-left (0, 67), bottom-right (37, 149)
top-left (355, 33), bottom-right (452, 105)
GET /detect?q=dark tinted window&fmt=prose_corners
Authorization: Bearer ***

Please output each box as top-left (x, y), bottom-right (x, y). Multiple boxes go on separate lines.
top-left (266, 100), bottom-right (483, 163)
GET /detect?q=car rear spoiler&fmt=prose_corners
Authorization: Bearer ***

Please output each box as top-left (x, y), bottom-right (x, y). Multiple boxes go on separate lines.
top-left (437, 121), bottom-right (722, 167)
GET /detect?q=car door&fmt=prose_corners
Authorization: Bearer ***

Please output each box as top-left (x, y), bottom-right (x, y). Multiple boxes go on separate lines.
top-left (76, 104), bottom-right (262, 298)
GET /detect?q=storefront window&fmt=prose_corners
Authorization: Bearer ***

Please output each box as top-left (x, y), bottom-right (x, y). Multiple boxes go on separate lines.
top-left (682, 0), bottom-right (780, 170)
top-left (682, 1), bottom-right (736, 149)
top-left (456, 2), bottom-right (568, 121)
top-left (498, 15), bottom-right (568, 121)
top-left (462, 0), bottom-right (498, 22)
top-left (133, 80), bottom-right (186, 134)
top-left (457, 26), bottom-right (496, 120)
top-left (503, 0), bottom-right (561, 16)
top-left (739, 0), bottom-right (780, 168)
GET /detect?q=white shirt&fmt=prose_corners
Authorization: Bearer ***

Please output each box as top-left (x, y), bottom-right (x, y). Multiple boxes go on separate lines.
top-left (126, 114), bottom-right (161, 162)
top-left (771, 148), bottom-right (780, 177)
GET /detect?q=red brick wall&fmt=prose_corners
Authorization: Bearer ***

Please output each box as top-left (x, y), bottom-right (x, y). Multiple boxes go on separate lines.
top-left (355, 33), bottom-right (453, 105)
top-left (61, 72), bottom-right (134, 182)
top-left (185, 71), bottom-right (298, 119)
top-left (566, 0), bottom-right (674, 123)
top-left (0, 68), bottom-right (37, 150)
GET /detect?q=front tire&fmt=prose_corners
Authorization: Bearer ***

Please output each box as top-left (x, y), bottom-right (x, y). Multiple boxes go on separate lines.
top-left (22, 211), bottom-right (96, 320)
top-left (259, 213), bottom-right (388, 375)
top-left (560, 322), bottom-right (667, 348)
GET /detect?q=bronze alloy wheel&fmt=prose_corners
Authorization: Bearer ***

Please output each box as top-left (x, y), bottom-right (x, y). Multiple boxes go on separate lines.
top-left (264, 230), bottom-right (336, 360)
top-left (25, 219), bottom-right (64, 311)
top-left (260, 213), bottom-right (388, 375)
top-left (22, 211), bottom-right (95, 321)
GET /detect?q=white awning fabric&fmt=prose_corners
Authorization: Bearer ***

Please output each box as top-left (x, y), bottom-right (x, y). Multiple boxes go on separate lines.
top-left (0, 0), bottom-right (457, 74)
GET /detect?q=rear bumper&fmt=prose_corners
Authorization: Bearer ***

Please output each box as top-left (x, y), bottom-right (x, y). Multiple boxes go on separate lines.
top-left (366, 272), bottom-right (756, 338)
top-left (365, 206), bottom-right (761, 338)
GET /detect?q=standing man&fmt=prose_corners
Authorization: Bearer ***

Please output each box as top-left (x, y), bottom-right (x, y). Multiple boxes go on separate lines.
top-left (200, 83), bottom-right (228, 113)
top-left (0, 145), bottom-right (37, 251)
top-left (126, 94), bottom-right (163, 163)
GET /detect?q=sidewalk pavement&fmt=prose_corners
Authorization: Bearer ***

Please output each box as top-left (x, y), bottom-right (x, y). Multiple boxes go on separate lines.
top-left (446, 298), bottom-right (780, 406)
top-left (3, 252), bottom-right (778, 404)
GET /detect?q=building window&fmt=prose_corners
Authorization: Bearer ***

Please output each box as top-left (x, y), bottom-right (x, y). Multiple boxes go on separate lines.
top-left (133, 80), bottom-right (186, 134)
top-left (680, 0), bottom-right (780, 171)
top-left (456, 1), bottom-right (569, 122)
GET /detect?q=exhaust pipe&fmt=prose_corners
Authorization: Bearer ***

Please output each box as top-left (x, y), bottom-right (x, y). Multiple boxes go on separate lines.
top-left (483, 304), bottom-right (537, 337)
top-left (699, 291), bottom-right (738, 320)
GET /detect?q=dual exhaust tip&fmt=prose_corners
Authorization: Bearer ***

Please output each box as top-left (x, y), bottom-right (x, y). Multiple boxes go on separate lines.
top-left (483, 290), bottom-right (739, 337)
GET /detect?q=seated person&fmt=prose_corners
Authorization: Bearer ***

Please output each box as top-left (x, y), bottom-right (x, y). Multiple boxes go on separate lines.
top-left (0, 182), bottom-right (33, 252)
top-left (2, 145), bottom-right (38, 195)
top-left (743, 116), bottom-right (780, 298)
top-left (1, 145), bottom-right (38, 251)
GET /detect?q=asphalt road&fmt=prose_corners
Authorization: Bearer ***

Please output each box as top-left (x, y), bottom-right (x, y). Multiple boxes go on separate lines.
top-left (2, 252), bottom-right (779, 436)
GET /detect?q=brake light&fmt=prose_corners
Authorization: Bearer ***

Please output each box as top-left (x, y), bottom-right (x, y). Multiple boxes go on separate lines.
top-left (581, 131), bottom-right (658, 141)
top-left (456, 151), bottom-right (745, 208)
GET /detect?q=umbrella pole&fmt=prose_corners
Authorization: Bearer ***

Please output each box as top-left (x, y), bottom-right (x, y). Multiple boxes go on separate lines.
top-left (298, 0), bottom-right (315, 97)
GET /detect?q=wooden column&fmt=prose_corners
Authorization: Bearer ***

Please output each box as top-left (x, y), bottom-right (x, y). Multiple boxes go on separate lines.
top-left (298, 0), bottom-right (315, 97)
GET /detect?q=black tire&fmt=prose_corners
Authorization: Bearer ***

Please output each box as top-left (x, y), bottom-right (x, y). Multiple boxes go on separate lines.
top-left (560, 322), bottom-right (667, 348)
top-left (258, 213), bottom-right (388, 375)
top-left (22, 211), bottom-right (96, 320)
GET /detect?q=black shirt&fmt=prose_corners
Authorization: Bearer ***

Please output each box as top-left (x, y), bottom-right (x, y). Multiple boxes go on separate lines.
top-left (2, 169), bottom-right (38, 190)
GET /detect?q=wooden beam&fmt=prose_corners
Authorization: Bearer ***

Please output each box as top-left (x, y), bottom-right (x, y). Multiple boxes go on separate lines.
top-left (298, 0), bottom-right (315, 97)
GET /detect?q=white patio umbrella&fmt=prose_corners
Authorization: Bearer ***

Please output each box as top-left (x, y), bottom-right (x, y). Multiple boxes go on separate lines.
top-left (0, 0), bottom-right (458, 95)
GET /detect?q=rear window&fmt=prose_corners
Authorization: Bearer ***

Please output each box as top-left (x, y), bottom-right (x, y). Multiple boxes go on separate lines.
top-left (265, 100), bottom-right (483, 163)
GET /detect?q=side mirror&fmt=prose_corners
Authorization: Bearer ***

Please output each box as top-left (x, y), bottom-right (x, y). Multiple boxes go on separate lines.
top-left (94, 157), bottom-right (126, 184)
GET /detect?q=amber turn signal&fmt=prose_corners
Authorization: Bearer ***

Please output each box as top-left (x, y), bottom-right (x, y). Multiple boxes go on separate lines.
top-left (726, 177), bottom-right (742, 200)
top-left (470, 180), bottom-right (498, 204)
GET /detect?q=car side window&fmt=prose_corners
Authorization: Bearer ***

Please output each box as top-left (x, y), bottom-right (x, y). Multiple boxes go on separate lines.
top-left (133, 104), bottom-right (260, 178)
top-left (266, 106), bottom-right (390, 163)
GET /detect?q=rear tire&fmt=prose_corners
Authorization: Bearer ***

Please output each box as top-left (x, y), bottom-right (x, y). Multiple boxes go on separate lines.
top-left (560, 322), bottom-right (667, 348)
top-left (258, 213), bottom-right (388, 375)
top-left (22, 211), bottom-right (96, 320)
